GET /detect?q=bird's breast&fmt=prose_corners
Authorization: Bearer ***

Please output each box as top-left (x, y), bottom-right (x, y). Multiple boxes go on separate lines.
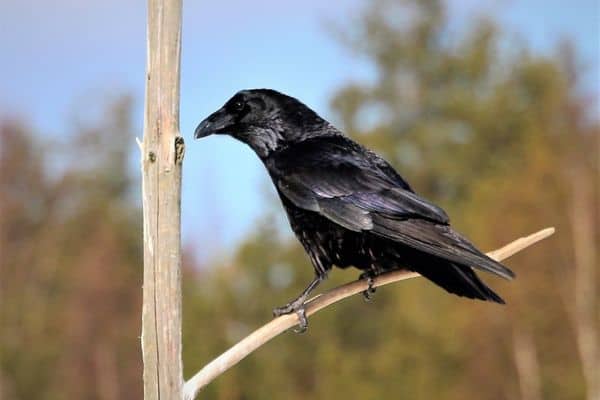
top-left (280, 197), bottom-right (376, 271)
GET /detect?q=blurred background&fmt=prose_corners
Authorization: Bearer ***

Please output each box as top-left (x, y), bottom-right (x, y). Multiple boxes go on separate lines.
top-left (1, 0), bottom-right (598, 399)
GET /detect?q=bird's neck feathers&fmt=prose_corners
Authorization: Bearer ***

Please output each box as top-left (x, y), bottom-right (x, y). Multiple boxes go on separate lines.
top-left (254, 119), bottom-right (342, 159)
top-left (246, 95), bottom-right (344, 159)
top-left (246, 126), bottom-right (285, 159)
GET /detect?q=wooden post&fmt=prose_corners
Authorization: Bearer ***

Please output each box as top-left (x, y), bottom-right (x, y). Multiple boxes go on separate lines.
top-left (140, 0), bottom-right (184, 399)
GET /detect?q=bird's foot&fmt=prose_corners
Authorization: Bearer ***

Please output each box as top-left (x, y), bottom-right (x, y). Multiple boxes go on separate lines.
top-left (359, 272), bottom-right (377, 302)
top-left (273, 298), bottom-right (309, 333)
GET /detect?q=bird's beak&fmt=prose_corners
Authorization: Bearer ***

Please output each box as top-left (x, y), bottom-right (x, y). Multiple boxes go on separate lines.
top-left (194, 108), bottom-right (234, 139)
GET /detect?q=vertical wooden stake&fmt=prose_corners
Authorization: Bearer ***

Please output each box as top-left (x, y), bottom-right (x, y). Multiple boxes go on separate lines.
top-left (140, 0), bottom-right (184, 399)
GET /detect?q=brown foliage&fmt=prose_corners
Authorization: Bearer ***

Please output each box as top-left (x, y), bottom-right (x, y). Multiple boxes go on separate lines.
top-left (0, 100), bottom-right (143, 400)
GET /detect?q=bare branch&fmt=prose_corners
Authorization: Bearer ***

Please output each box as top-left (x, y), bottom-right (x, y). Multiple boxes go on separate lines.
top-left (183, 227), bottom-right (555, 400)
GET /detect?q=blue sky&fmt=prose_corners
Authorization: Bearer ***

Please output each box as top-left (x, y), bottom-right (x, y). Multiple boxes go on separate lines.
top-left (1, 0), bottom-right (598, 262)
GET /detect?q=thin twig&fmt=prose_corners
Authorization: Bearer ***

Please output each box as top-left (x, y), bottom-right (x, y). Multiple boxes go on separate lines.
top-left (183, 227), bottom-right (555, 400)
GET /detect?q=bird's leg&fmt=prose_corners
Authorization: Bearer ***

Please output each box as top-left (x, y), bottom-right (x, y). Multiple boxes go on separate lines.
top-left (273, 275), bottom-right (323, 333)
top-left (359, 270), bottom-right (378, 302)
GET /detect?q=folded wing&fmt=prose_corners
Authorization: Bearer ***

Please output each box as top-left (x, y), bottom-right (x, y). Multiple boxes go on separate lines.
top-left (272, 136), bottom-right (515, 280)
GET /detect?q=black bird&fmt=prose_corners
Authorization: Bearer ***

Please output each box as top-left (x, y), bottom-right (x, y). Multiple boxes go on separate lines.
top-left (195, 89), bottom-right (515, 332)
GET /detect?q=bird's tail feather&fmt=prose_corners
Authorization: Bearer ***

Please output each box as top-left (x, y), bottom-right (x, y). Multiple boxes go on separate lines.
top-left (415, 260), bottom-right (505, 304)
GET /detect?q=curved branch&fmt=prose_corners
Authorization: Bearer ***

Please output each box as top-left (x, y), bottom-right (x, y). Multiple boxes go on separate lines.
top-left (184, 227), bottom-right (555, 400)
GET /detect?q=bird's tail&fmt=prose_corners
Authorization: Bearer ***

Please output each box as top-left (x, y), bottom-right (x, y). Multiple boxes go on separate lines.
top-left (415, 260), bottom-right (505, 304)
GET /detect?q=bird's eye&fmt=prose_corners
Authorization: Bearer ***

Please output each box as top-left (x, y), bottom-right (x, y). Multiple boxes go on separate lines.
top-left (233, 100), bottom-right (245, 112)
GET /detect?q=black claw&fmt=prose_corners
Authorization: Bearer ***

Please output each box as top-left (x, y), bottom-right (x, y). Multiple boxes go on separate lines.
top-left (273, 301), bottom-right (309, 333)
top-left (361, 275), bottom-right (377, 302)
top-left (272, 275), bottom-right (322, 332)
top-left (273, 303), bottom-right (293, 317)
top-left (362, 288), bottom-right (376, 301)
top-left (293, 307), bottom-right (308, 333)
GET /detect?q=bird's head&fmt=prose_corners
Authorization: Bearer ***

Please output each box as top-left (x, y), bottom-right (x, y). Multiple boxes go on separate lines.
top-left (194, 89), bottom-right (334, 158)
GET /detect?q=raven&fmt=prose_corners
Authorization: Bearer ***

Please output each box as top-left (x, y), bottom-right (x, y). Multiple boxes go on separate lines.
top-left (195, 89), bottom-right (515, 331)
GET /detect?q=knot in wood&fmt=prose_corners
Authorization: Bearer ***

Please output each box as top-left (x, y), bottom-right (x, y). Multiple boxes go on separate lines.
top-left (175, 136), bottom-right (185, 165)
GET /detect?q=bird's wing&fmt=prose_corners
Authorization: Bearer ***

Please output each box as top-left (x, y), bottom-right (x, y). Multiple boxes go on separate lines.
top-left (272, 136), bottom-right (514, 279)
top-left (272, 136), bottom-right (449, 226)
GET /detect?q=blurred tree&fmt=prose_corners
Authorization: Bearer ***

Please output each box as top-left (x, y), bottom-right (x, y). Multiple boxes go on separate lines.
top-left (182, 1), bottom-right (598, 399)
top-left (0, 97), bottom-right (144, 400)
top-left (1, 1), bottom-right (597, 399)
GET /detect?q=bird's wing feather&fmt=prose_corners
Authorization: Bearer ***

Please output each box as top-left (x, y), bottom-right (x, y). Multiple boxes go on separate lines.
top-left (273, 136), bottom-right (450, 224)
top-left (371, 216), bottom-right (514, 279)
top-left (271, 136), bottom-right (514, 279)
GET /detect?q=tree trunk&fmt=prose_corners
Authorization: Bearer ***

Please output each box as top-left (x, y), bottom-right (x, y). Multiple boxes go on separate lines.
top-left (569, 169), bottom-right (599, 400)
top-left (140, 0), bottom-right (184, 399)
top-left (512, 328), bottom-right (542, 400)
